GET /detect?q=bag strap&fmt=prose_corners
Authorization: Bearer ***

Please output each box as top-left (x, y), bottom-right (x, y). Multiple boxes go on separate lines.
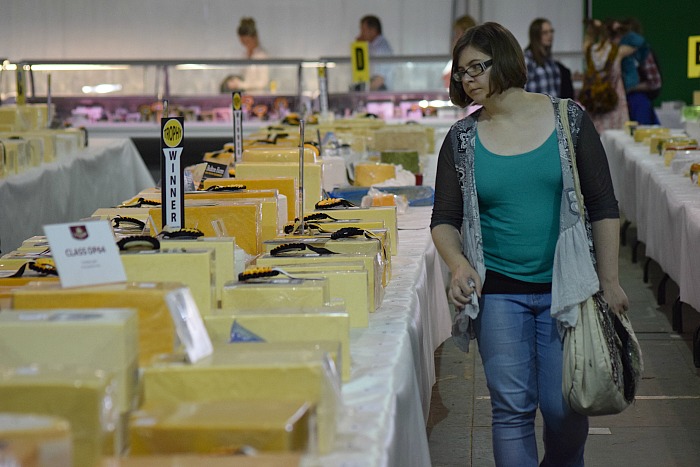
top-left (604, 43), bottom-right (618, 71)
top-left (558, 98), bottom-right (585, 221)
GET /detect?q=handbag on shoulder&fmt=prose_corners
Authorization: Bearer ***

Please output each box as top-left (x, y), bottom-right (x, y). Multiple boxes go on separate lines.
top-left (559, 99), bottom-right (644, 416)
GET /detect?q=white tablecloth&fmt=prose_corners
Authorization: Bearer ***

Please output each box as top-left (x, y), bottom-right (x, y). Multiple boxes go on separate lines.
top-left (601, 130), bottom-right (700, 314)
top-left (0, 138), bottom-right (154, 254)
top-left (315, 206), bottom-right (452, 467)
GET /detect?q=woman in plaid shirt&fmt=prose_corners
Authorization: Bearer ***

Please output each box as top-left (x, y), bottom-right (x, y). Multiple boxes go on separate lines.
top-left (524, 18), bottom-right (573, 98)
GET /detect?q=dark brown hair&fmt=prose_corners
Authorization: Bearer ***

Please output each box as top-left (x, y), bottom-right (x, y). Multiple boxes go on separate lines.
top-left (361, 15), bottom-right (382, 35)
top-left (237, 17), bottom-right (258, 38)
top-left (449, 22), bottom-right (527, 108)
top-left (527, 18), bottom-right (551, 66)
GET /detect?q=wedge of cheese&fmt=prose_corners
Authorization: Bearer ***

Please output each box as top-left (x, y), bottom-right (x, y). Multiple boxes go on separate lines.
top-left (129, 399), bottom-right (313, 454)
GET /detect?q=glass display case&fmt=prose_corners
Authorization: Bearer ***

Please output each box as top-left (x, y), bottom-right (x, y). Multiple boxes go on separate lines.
top-left (2, 55), bottom-right (455, 127)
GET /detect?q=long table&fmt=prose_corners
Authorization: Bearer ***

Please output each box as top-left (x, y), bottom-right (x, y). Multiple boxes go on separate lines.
top-left (313, 206), bottom-right (452, 466)
top-left (0, 138), bottom-right (155, 254)
top-left (0, 133), bottom-right (454, 465)
top-left (602, 130), bottom-right (700, 320)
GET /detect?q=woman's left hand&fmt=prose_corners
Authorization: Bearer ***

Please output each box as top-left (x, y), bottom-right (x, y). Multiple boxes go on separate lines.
top-left (602, 283), bottom-right (629, 316)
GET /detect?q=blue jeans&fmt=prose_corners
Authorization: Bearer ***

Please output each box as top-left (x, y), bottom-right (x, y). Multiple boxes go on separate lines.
top-left (474, 293), bottom-right (588, 467)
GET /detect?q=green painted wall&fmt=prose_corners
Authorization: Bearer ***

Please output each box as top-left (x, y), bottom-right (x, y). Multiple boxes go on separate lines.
top-left (592, 0), bottom-right (700, 104)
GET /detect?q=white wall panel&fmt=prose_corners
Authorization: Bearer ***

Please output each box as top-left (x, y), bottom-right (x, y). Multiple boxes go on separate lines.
top-left (2, 0), bottom-right (581, 60)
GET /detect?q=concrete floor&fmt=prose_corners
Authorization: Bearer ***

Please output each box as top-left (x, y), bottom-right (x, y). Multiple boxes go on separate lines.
top-left (427, 227), bottom-right (700, 466)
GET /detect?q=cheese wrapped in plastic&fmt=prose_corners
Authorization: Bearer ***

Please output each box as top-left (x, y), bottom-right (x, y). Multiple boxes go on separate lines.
top-left (204, 308), bottom-right (351, 380)
top-left (120, 249), bottom-right (214, 315)
top-left (265, 234), bottom-right (390, 285)
top-left (148, 204), bottom-right (263, 256)
top-left (159, 237), bottom-right (239, 308)
top-left (129, 399), bottom-right (313, 454)
top-left (100, 453), bottom-right (304, 466)
top-left (258, 265), bottom-right (370, 328)
top-left (236, 162), bottom-right (322, 212)
top-left (201, 177), bottom-right (298, 222)
top-left (255, 253), bottom-right (383, 311)
top-left (313, 206), bottom-right (398, 255)
top-left (0, 413), bottom-right (72, 467)
top-left (221, 277), bottom-right (330, 312)
top-left (241, 146), bottom-right (317, 163)
top-left (0, 308), bottom-right (138, 413)
top-left (353, 162), bottom-right (396, 187)
top-left (0, 366), bottom-right (118, 467)
top-left (11, 282), bottom-right (181, 366)
top-left (141, 342), bottom-right (340, 453)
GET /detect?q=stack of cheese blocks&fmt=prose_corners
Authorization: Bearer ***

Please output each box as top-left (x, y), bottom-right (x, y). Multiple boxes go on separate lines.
top-left (0, 103), bottom-right (87, 178)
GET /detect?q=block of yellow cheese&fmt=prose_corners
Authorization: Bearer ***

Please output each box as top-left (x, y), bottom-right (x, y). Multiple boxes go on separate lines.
top-left (159, 237), bottom-right (239, 308)
top-left (353, 162), bottom-right (396, 187)
top-left (135, 188), bottom-right (286, 237)
top-left (633, 126), bottom-right (669, 143)
top-left (314, 206), bottom-right (397, 255)
top-left (120, 249), bottom-right (214, 315)
top-left (204, 309), bottom-right (351, 380)
top-left (0, 366), bottom-right (118, 467)
top-left (129, 399), bottom-right (312, 454)
top-left (236, 162), bottom-right (322, 213)
top-left (261, 265), bottom-right (369, 327)
top-left (100, 453), bottom-right (304, 466)
top-left (241, 146), bottom-right (317, 163)
top-left (254, 253), bottom-right (383, 311)
top-left (148, 204), bottom-right (262, 256)
top-left (221, 277), bottom-right (330, 311)
top-left (11, 282), bottom-right (181, 366)
top-left (0, 308), bottom-right (138, 413)
top-left (265, 235), bottom-right (390, 285)
top-left (0, 413), bottom-right (72, 467)
top-left (201, 177), bottom-right (298, 222)
top-left (141, 343), bottom-right (340, 453)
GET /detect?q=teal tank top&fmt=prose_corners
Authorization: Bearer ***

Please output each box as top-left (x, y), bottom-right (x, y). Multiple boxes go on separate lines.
top-left (474, 129), bottom-right (562, 283)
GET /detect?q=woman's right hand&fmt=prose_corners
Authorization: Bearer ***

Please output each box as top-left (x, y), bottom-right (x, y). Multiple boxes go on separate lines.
top-left (448, 262), bottom-right (482, 310)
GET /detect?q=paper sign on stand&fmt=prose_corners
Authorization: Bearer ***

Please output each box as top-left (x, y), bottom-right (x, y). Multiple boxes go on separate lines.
top-left (43, 220), bottom-right (126, 288)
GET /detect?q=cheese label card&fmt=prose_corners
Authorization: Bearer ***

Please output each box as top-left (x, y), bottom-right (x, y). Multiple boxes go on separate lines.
top-left (43, 220), bottom-right (126, 288)
top-left (165, 287), bottom-right (213, 363)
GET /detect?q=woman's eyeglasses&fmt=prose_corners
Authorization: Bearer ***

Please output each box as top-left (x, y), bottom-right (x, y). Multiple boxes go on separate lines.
top-left (452, 59), bottom-right (493, 82)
